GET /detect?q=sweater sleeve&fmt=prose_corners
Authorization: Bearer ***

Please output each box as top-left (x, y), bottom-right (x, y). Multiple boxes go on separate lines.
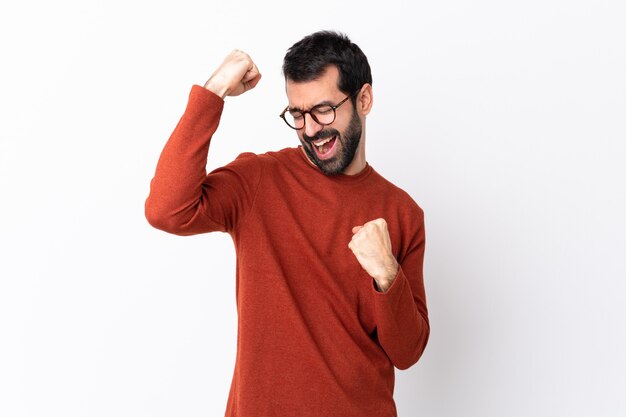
top-left (371, 208), bottom-right (430, 370)
top-left (145, 85), bottom-right (262, 236)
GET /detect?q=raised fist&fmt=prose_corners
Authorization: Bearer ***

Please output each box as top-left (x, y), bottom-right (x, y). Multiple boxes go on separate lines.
top-left (203, 50), bottom-right (262, 98)
top-left (349, 218), bottom-right (399, 292)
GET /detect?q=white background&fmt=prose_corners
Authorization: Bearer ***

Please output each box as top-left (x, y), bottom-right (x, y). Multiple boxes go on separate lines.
top-left (1, 1), bottom-right (625, 416)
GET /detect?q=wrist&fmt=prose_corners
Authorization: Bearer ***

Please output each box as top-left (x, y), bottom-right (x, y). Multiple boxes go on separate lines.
top-left (374, 278), bottom-right (391, 293)
top-left (374, 256), bottom-right (399, 292)
top-left (203, 78), bottom-right (229, 99)
top-left (382, 255), bottom-right (399, 281)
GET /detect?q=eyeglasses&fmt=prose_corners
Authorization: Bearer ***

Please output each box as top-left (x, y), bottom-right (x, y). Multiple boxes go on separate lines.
top-left (279, 94), bottom-right (353, 130)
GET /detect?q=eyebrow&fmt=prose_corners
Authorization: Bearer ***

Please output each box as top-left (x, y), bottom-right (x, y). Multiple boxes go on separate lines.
top-left (288, 100), bottom-right (335, 113)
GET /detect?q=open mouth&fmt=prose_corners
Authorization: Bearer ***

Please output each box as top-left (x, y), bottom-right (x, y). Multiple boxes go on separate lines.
top-left (312, 135), bottom-right (338, 159)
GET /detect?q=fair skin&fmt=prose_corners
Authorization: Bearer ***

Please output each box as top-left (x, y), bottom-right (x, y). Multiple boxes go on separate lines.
top-left (203, 50), bottom-right (399, 292)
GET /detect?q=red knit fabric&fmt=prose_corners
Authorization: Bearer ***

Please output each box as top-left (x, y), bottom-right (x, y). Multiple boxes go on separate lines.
top-left (145, 85), bottom-right (430, 417)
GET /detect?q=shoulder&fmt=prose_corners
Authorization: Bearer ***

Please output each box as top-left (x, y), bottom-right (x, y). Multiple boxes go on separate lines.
top-left (222, 147), bottom-right (300, 181)
top-left (259, 146), bottom-right (300, 162)
top-left (373, 170), bottom-right (424, 216)
top-left (225, 146), bottom-right (300, 170)
top-left (254, 146), bottom-right (303, 172)
top-left (215, 151), bottom-right (260, 172)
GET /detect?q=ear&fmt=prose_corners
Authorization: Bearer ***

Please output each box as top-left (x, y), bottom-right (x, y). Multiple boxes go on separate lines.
top-left (357, 83), bottom-right (373, 116)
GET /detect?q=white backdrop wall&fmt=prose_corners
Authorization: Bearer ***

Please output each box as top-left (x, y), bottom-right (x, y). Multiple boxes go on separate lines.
top-left (1, 1), bottom-right (625, 416)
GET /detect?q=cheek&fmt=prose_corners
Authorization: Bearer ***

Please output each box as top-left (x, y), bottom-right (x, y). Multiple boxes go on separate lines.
top-left (333, 116), bottom-right (352, 135)
top-left (335, 124), bottom-right (349, 139)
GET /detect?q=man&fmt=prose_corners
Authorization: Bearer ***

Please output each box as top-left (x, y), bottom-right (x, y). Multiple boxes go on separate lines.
top-left (145, 31), bottom-right (429, 417)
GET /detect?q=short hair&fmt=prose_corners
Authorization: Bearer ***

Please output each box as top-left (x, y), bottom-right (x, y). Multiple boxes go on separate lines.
top-left (282, 30), bottom-right (372, 99)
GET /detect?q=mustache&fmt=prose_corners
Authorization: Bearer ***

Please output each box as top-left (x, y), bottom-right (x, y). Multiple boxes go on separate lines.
top-left (303, 129), bottom-right (340, 144)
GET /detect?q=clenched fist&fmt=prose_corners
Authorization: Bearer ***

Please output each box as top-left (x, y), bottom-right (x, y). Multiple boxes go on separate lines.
top-left (203, 50), bottom-right (262, 98)
top-left (348, 218), bottom-right (399, 292)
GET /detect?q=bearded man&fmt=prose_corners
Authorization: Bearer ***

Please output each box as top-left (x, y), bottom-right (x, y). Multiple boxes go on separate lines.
top-left (145, 30), bottom-right (430, 417)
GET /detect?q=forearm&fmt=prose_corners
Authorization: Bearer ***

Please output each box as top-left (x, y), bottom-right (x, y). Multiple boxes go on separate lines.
top-left (372, 266), bottom-right (430, 370)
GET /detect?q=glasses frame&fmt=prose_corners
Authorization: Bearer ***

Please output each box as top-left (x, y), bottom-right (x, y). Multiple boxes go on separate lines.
top-left (279, 93), bottom-right (355, 130)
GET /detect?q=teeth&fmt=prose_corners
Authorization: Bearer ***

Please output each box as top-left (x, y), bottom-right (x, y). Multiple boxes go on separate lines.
top-left (313, 136), bottom-right (334, 146)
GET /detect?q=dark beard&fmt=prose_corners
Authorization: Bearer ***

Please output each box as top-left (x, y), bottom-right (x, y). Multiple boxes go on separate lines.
top-left (301, 109), bottom-right (362, 176)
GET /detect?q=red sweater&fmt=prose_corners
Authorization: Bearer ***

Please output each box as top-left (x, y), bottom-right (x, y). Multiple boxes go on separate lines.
top-left (145, 85), bottom-right (430, 417)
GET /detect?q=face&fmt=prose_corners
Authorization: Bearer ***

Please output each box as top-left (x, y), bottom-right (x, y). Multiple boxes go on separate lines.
top-left (285, 66), bottom-right (363, 176)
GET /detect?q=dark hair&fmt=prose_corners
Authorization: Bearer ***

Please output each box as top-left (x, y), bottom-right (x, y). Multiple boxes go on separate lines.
top-left (282, 30), bottom-right (372, 100)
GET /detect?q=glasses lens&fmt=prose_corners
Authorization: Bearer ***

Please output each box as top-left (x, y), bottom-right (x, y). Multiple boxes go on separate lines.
top-left (311, 105), bottom-right (335, 125)
top-left (284, 110), bottom-right (304, 129)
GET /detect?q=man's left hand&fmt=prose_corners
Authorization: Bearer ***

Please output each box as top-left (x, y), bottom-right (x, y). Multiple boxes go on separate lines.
top-left (348, 218), bottom-right (399, 292)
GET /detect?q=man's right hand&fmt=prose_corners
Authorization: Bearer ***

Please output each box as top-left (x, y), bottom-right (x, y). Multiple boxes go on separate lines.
top-left (203, 50), bottom-right (262, 98)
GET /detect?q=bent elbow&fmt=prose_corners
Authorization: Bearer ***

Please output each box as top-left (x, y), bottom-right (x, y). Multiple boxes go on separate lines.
top-left (144, 197), bottom-right (178, 234)
top-left (395, 320), bottom-right (430, 370)
top-left (394, 348), bottom-right (424, 371)
top-left (145, 205), bottom-right (166, 232)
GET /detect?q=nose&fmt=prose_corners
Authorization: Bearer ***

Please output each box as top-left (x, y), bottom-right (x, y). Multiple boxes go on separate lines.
top-left (303, 112), bottom-right (323, 138)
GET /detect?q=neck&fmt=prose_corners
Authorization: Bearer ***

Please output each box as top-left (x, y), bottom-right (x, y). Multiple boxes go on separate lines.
top-left (342, 139), bottom-right (366, 175)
